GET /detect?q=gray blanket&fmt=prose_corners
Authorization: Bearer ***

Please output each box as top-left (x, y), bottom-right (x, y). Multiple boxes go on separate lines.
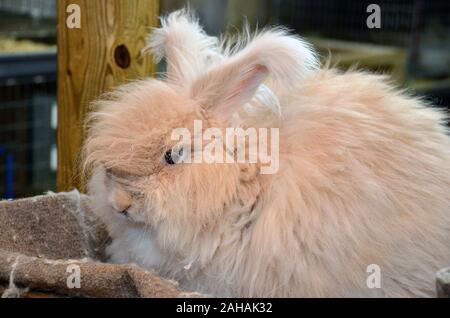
top-left (0, 190), bottom-right (195, 298)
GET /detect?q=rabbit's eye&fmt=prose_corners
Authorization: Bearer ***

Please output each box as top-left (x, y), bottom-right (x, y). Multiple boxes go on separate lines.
top-left (164, 147), bottom-right (183, 165)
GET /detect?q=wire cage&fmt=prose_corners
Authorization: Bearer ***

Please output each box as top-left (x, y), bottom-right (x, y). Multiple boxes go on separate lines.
top-left (0, 0), bottom-right (56, 19)
top-left (0, 51), bottom-right (56, 199)
top-left (277, 0), bottom-right (450, 114)
top-left (0, 0), bottom-right (56, 199)
top-left (278, 0), bottom-right (449, 46)
top-left (277, 0), bottom-right (450, 73)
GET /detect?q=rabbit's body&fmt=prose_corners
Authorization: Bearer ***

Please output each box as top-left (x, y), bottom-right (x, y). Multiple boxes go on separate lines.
top-left (85, 10), bottom-right (450, 297)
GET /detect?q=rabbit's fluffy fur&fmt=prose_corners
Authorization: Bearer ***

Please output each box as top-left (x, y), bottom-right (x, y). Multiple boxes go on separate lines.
top-left (84, 9), bottom-right (450, 297)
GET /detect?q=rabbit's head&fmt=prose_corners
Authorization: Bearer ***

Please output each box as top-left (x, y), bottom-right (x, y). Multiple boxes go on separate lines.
top-left (83, 10), bottom-right (318, 245)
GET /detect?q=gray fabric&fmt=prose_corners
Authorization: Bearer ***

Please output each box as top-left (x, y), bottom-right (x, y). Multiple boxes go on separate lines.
top-left (0, 191), bottom-right (192, 298)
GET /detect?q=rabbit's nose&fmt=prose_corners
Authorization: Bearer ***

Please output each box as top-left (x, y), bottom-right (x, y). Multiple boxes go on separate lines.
top-left (118, 208), bottom-right (130, 216)
top-left (109, 189), bottom-right (132, 214)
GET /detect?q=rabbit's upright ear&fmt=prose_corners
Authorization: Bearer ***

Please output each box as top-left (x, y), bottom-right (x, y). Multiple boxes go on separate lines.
top-left (191, 29), bottom-right (319, 120)
top-left (144, 8), bottom-right (221, 85)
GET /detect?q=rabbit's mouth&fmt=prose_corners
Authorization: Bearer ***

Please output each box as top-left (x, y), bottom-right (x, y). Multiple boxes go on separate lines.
top-left (115, 207), bottom-right (147, 224)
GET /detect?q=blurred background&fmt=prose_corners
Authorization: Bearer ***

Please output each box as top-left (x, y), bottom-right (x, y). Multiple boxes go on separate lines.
top-left (0, 0), bottom-right (449, 199)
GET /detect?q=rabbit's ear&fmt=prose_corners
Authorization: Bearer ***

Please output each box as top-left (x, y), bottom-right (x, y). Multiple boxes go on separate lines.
top-left (190, 29), bottom-right (319, 120)
top-left (144, 8), bottom-right (221, 85)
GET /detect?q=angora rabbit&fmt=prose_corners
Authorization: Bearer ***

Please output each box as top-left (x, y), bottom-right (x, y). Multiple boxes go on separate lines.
top-left (84, 9), bottom-right (450, 297)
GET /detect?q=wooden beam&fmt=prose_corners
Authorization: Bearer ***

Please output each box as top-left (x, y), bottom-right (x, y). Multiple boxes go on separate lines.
top-left (57, 0), bottom-right (160, 192)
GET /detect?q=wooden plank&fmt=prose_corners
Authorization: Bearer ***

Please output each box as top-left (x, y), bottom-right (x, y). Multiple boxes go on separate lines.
top-left (57, 0), bottom-right (160, 192)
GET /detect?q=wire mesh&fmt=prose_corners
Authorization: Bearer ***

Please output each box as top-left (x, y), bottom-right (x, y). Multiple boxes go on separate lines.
top-left (0, 52), bottom-right (56, 199)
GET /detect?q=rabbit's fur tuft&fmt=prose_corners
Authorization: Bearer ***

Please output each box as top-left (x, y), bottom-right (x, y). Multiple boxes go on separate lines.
top-left (84, 10), bottom-right (450, 297)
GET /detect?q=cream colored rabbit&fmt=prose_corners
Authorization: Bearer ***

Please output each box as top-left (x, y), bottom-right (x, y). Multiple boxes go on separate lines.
top-left (84, 9), bottom-right (450, 297)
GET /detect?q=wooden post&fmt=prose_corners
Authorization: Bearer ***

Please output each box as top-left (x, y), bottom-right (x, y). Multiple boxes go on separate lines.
top-left (57, 0), bottom-right (160, 192)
